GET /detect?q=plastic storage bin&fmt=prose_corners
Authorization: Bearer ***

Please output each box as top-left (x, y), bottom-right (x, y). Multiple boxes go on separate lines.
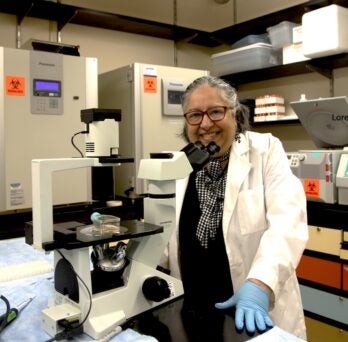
top-left (211, 43), bottom-right (280, 76)
top-left (302, 4), bottom-right (348, 58)
top-left (267, 21), bottom-right (299, 48)
top-left (231, 34), bottom-right (270, 49)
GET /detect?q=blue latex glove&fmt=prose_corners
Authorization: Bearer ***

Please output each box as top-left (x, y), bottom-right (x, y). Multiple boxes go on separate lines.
top-left (215, 280), bottom-right (273, 333)
top-left (90, 212), bottom-right (101, 225)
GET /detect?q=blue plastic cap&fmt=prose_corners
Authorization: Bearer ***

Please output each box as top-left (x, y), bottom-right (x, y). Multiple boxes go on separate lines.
top-left (90, 212), bottom-right (101, 224)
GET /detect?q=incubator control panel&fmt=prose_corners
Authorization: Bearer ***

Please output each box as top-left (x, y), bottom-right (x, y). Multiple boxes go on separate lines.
top-left (30, 51), bottom-right (63, 115)
top-left (162, 78), bottom-right (190, 116)
top-left (287, 153), bottom-right (306, 168)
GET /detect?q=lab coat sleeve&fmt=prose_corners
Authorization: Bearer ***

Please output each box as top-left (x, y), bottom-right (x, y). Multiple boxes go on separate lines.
top-left (247, 137), bottom-right (308, 304)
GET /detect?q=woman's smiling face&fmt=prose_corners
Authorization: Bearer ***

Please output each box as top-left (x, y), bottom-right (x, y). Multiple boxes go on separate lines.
top-left (185, 84), bottom-right (237, 157)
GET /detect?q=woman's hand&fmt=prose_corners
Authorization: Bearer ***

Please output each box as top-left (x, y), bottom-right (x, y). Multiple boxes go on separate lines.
top-left (215, 280), bottom-right (273, 333)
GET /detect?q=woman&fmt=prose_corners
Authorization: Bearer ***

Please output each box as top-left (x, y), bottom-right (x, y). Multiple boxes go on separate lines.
top-left (162, 76), bottom-right (308, 339)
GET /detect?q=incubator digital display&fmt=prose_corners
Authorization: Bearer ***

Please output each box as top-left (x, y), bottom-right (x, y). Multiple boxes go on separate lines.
top-left (162, 78), bottom-right (190, 115)
top-left (168, 90), bottom-right (184, 105)
top-left (33, 79), bottom-right (61, 97)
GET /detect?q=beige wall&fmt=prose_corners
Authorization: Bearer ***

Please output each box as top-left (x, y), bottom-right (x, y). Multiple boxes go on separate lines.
top-left (0, 13), bottom-right (212, 74)
top-left (62, 0), bottom-right (237, 31)
top-left (62, 0), bottom-right (308, 31)
top-left (62, 24), bottom-right (213, 74)
top-left (236, 0), bottom-right (308, 23)
top-left (0, 0), bottom-right (346, 151)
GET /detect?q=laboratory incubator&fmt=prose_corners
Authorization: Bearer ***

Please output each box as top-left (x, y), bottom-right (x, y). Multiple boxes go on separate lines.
top-left (0, 46), bottom-right (98, 212)
top-left (98, 63), bottom-right (208, 196)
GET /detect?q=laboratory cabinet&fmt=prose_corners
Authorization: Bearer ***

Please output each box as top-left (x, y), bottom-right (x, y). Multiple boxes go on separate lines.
top-left (305, 317), bottom-right (348, 342)
top-left (296, 201), bottom-right (348, 338)
top-left (297, 254), bottom-right (342, 289)
top-left (306, 225), bottom-right (342, 256)
top-left (344, 265), bottom-right (348, 291)
top-left (300, 285), bottom-right (348, 326)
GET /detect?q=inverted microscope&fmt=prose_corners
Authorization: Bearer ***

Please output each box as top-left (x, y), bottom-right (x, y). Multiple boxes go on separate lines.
top-left (31, 108), bottom-right (218, 340)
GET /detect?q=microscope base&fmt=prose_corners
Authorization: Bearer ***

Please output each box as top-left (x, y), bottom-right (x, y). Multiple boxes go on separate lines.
top-left (86, 310), bottom-right (126, 340)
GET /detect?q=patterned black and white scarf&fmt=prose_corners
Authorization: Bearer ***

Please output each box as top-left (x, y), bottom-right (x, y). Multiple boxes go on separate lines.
top-left (195, 148), bottom-right (230, 248)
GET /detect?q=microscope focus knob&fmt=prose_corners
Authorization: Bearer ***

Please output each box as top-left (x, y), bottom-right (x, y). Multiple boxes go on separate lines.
top-left (142, 276), bottom-right (171, 302)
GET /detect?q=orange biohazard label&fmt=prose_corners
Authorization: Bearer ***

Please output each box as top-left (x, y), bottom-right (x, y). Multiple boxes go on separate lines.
top-left (144, 76), bottom-right (157, 93)
top-left (303, 179), bottom-right (320, 198)
top-left (6, 76), bottom-right (25, 96)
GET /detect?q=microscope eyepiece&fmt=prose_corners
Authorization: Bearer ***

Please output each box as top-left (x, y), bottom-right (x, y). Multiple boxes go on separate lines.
top-left (193, 141), bottom-right (205, 150)
top-left (205, 141), bottom-right (221, 155)
top-left (181, 141), bottom-right (221, 171)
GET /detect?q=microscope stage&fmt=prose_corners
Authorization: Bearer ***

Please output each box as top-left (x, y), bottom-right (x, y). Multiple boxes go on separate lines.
top-left (41, 220), bottom-right (163, 251)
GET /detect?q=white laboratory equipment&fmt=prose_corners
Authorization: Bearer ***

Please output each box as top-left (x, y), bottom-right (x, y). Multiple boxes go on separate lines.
top-left (98, 63), bottom-right (208, 196)
top-left (290, 96), bottom-right (348, 204)
top-left (0, 46), bottom-right (98, 212)
top-left (31, 144), bottom-right (217, 340)
top-left (286, 150), bottom-right (344, 203)
top-left (336, 149), bottom-right (348, 205)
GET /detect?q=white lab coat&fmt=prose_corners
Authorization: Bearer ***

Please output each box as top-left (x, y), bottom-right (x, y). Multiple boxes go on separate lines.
top-left (163, 131), bottom-right (308, 339)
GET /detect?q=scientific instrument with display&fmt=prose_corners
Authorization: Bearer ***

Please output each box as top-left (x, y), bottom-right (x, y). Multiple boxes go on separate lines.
top-left (161, 77), bottom-right (191, 116)
top-left (289, 96), bottom-right (348, 204)
top-left (0, 46), bottom-right (98, 212)
top-left (98, 63), bottom-right (208, 196)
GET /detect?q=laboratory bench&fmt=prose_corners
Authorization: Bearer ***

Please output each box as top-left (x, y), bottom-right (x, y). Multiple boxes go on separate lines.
top-left (1, 200), bottom-right (348, 340)
top-left (0, 238), bottom-right (303, 342)
top-left (0, 227), bottom-right (269, 342)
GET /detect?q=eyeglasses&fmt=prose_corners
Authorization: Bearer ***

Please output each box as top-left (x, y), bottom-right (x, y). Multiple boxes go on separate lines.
top-left (184, 106), bottom-right (231, 125)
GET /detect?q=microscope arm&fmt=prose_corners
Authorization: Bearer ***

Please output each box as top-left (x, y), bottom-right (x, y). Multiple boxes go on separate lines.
top-left (32, 158), bottom-right (100, 251)
top-left (129, 152), bottom-right (192, 267)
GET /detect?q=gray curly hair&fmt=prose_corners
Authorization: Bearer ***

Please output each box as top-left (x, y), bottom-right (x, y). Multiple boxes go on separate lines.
top-left (180, 75), bottom-right (250, 142)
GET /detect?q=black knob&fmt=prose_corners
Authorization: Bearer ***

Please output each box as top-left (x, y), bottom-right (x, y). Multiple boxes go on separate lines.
top-left (142, 276), bottom-right (171, 302)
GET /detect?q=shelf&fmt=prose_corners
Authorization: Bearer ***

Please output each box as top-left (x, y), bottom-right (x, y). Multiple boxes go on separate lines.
top-left (2, 0), bottom-right (348, 48)
top-left (0, 0), bottom-right (220, 47)
top-left (2, 1), bottom-right (346, 130)
top-left (212, 0), bottom-right (348, 46)
top-left (252, 117), bottom-right (300, 126)
top-left (220, 53), bottom-right (348, 86)
top-left (215, 0), bottom-right (348, 86)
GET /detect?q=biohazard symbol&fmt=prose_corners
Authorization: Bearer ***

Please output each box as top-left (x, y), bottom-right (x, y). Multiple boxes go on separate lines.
top-left (6, 75), bottom-right (25, 96)
top-left (10, 78), bottom-right (21, 89)
top-left (304, 179), bottom-right (320, 198)
top-left (143, 76), bottom-right (157, 93)
top-left (307, 182), bottom-right (316, 191)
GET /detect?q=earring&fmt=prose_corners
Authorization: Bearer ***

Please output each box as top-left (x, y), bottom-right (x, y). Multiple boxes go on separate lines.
top-left (235, 133), bottom-right (241, 143)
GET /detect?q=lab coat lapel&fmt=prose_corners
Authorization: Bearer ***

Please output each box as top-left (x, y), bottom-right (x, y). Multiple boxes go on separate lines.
top-left (222, 136), bottom-right (251, 235)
